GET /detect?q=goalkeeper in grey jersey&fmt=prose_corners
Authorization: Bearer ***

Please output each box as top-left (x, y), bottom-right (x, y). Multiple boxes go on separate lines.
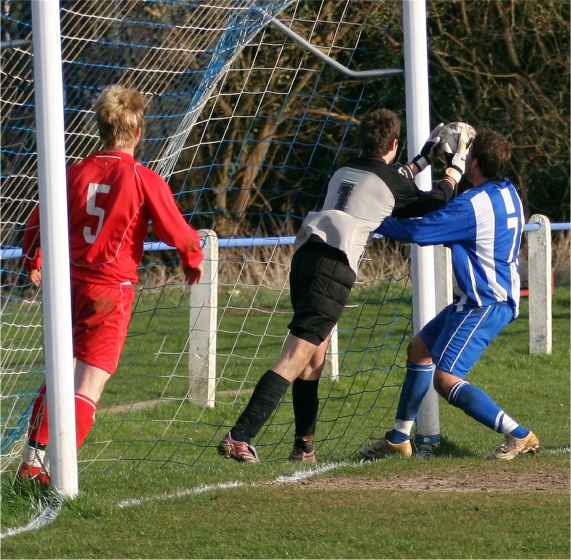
top-left (218, 108), bottom-right (469, 463)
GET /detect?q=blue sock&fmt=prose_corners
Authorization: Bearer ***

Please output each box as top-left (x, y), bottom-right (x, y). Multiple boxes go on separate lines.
top-left (387, 362), bottom-right (434, 443)
top-left (448, 381), bottom-right (529, 437)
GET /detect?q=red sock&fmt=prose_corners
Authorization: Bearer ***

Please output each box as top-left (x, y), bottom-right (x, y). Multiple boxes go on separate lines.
top-left (28, 387), bottom-right (96, 449)
top-left (28, 384), bottom-right (49, 446)
top-left (75, 393), bottom-right (96, 448)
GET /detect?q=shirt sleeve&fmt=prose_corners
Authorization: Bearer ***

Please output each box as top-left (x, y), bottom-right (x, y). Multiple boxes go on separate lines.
top-left (138, 167), bottom-right (204, 269)
top-left (376, 197), bottom-right (475, 245)
top-left (21, 204), bottom-right (42, 272)
top-left (391, 177), bottom-right (456, 219)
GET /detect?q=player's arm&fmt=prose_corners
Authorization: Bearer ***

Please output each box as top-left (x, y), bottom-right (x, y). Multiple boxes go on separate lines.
top-left (392, 176), bottom-right (457, 219)
top-left (27, 268), bottom-right (42, 287)
top-left (141, 168), bottom-right (204, 284)
top-left (392, 123), bottom-right (458, 217)
top-left (393, 122), bottom-right (475, 218)
top-left (397, 122), bottom-right (445, 180)
top-left (21, 204), bottom-right (43, 285)
top-left (182, 262), bottom-right (203, 285)
top-left (377, 200), bottom-right (475, 245)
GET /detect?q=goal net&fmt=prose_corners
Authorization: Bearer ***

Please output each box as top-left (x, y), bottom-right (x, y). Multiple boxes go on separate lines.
top-left (1, 0), bottom-right (415, 474)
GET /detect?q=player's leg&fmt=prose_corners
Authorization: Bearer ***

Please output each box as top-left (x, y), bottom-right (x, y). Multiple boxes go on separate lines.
top-left (387, 336), bottom-right (435, 441)
top-left (360, 338), bottom-right (434, 460)
top-left (18, 384), bottom-right (50, 483)
top-left (220, 319), bottom-right (337, 462)
top-left (73, 360), bottom-right (111, 448)
top-left (18, 361), bottom-right (110, 484)
top-left (219, 239), bottom-right (356, 463)
top-left (218, 332), bottom-right (318, 463)
top-left (289, 337), bottom-right (330, 463)
top-left (71, 281), bottom-right (133, 449)
top-left (227, 334), bottom-right (317, 436)
top-left (360, 306), bottom-right (450, 460)
top-left (432, 302), bottom-right (539, 460)
top-left (19, 362), bottom-right (109, 480)
top-left (286, 240), bottom-right (355, 462)
top-left (18, 281), bottom-right (134, 483)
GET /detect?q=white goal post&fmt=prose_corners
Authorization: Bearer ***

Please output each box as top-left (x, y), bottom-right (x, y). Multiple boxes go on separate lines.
top-left (30, 0), bottom-right (78, 498)
top-left (402, 0), bottom-right (440, 446)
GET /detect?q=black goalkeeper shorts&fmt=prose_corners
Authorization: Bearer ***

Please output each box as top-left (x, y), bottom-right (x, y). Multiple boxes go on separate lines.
top-left (288, 238), bottom-right (357, 345)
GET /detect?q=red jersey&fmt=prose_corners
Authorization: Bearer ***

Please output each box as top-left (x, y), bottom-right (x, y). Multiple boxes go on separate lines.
top-left (22, 151), bottom-right (203, 284)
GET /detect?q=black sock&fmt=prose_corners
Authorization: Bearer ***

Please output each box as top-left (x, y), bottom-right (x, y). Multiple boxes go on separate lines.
top-left (232, 370), bottom-right (291, 442)
top-left (292, 377), bottom-right (319, 444)
top-left (28, 439), bottom-right (47, 451)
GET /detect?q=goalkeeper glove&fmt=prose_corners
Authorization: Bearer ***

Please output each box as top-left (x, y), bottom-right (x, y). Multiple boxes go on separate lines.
top-left (411, 123), bottom-right (445, 172)
top-left (443, 135), bottom-right (472, 183)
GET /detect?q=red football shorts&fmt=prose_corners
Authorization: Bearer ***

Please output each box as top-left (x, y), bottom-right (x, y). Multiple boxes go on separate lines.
top-left (71, 279), bottom-right (135, 374)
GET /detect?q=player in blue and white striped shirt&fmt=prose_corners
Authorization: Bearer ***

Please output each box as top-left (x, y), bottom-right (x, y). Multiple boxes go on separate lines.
top-left (362, 129), bottom-right (540, 461)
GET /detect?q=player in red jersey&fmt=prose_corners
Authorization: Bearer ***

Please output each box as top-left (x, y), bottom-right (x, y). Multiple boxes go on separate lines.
top-left (18, 85), bottom-right (204, 485)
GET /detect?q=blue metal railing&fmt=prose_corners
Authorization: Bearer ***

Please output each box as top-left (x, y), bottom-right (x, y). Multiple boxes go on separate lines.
top-left (1, 223), bottom-right (570, 260)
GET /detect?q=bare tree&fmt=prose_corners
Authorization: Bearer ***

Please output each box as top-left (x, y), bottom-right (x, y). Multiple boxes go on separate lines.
top-left (428, 0), bottom-right (569, 221)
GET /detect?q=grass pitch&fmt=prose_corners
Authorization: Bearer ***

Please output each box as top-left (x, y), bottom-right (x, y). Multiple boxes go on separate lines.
top-left (1, 288), bottom-right (569, 559)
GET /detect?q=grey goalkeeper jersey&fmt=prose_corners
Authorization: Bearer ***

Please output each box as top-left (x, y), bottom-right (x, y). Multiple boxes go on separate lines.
top-left (295, 156), bottom-right (454, 274)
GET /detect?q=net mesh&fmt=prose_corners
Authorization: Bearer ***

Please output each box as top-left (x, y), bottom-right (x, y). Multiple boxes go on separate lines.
top-left (1, 0), bottom-right (411, 472)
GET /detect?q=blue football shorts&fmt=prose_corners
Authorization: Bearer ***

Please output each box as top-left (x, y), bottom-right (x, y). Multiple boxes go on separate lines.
top-left (419, 301), bottom-right (515, 377)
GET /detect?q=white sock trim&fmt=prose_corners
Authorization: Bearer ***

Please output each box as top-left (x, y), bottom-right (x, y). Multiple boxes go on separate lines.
top-left (495, 411), bottom-right (519, 434)
top-left (394, 420), bottom-right (414, 436)
top-left (23, 445), bottom-right (46, 468)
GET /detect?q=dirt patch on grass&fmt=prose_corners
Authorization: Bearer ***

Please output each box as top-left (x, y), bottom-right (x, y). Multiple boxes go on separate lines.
top-left (293, 467), bottom-right (570, 493)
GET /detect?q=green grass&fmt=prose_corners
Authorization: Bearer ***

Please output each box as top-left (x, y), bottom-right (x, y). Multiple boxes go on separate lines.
top-left (1, 458), bottom-right (569, 558)
top-left (1, 287), bottom-right (569, 558)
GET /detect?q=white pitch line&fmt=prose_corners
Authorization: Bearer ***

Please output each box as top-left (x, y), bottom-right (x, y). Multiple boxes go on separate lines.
top-left (118, 480), bottom-right (247, 508)
top-left (0, 496), bottom-right (64, 539)
top-left (2, 462), bottom-right (352, 537)
top-left (118, 461), bottom-right (351, 509)
top-left (271, 461), bottom-right (349, 485)
top-left (549, 446), bottom-right (570, 454)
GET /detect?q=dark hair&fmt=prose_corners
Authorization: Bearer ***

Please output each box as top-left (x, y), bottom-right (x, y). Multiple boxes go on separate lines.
top-left (359, 109), bottom-right (401, 157)
top-left (470, 129), bottom-right (511, 179)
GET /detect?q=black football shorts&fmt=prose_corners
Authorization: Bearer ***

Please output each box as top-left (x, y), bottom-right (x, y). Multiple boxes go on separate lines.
top-left (288, 238), bottom-right (356, 345)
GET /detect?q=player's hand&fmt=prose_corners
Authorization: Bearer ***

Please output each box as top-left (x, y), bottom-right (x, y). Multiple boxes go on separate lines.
top-left (444, 135), bottom-right (471, 183)
top-left (183, 263), bottom-right (203, 285)
top-left (28, 268), bottom-right (42, 287)
top-left (411, 122), bottom-right (445, 172)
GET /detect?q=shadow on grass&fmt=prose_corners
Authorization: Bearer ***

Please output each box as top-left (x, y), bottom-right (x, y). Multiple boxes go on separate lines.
top-left (422, 437), bottom-right (479, 459)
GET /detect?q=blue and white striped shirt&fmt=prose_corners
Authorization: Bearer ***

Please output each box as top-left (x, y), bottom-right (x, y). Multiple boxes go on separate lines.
top-left (377, 178), bottom-right (524, 317)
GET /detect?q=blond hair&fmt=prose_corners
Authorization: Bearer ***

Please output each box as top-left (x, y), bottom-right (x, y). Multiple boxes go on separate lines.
top-left (94, 85), bottom-right (145, 148)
